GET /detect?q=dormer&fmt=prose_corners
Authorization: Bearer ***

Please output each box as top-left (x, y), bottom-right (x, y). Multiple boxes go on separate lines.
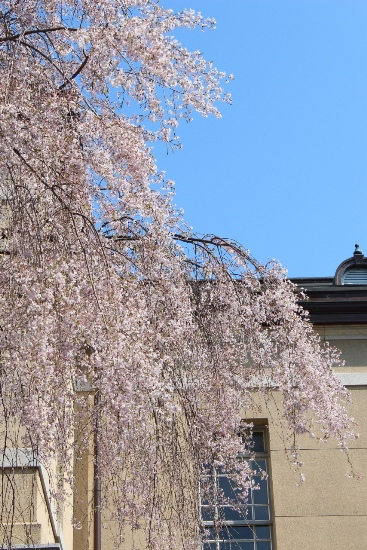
top-left (334, 244), bottom-right (367, 285)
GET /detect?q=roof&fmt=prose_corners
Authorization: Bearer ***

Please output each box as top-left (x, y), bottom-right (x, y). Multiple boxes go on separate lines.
top-left (291, 246), bottom-right (367, 325)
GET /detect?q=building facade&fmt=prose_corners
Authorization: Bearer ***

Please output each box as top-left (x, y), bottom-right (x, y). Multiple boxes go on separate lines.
top-left (264, 246), bottom-right (367, 550)
top-left (1, 247), bottom-right (367, 550)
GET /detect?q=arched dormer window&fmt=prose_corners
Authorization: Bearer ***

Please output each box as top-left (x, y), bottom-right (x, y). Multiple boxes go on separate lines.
top-left (334, 245), bottom-right (367, 285)
top-left (342, 267), bottom-right (367, 285)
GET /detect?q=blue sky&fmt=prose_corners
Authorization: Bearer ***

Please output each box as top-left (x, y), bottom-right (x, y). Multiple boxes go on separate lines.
top-left (154, 0), bottom-right (367, 277)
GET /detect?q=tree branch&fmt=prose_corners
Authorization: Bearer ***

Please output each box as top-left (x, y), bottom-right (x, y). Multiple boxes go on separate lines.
top-left (59, 54), bottom-right (89, 90)
top-left (19, 40), bottom-right (67, 81)
top-left (0, 26), bottom-right (78, 44)
top-left (173, 233), bottom-right (263, 271)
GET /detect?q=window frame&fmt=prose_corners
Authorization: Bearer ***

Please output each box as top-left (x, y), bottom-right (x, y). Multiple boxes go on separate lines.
top-left (200, 427), bottom-right (274, 550)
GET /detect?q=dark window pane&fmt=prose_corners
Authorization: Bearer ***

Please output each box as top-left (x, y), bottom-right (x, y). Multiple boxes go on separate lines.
top-left (256, 541), bottom-right (271, 550)
top-left (237, 544), bottom-right (255, 550)
top-left (203, 543), bottom-right (217, 550)
top-left (252, 460), bottom-right (266, 474)
top-left (255, 526), bottom-right (270, 539)
top-left (252, 432), bottom-right (265, 453)
top-left (218, 527), bottom-right (230, 540)
top-left (221, 506), bottom-right (247, 521)
top-left (219, 476), bottom-right (237, 498)
top-left (204, 527), bottom-right (216, 539)
top-left (253, 480), bottom-right (268, 505)
top-left (254, 506), bottom-right (270, 521)
top-left (228, 526), bottom-right (255, 540)
top-left (221, 542), bottom-right (254, 550)
top-left (219, 526), bottom-right (252, 540)
top-left (202, 506), bottom-right (215, 521)
top-left (201, 494), bottom-right (210, 506)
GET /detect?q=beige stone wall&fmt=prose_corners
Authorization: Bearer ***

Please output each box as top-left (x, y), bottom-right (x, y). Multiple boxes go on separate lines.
top-left (73, 414), bottom-right (94, 550)
top-left (269, 414), bottom-right (367, 550)
top-left (274, 516), bottom-right (367, 550)
top-left (0, 431), bottom-right (75, 550)
top-left (0, 467), bottom-right (55, 546)
top-left (262, 325), bottom-right (367, 550)
top-left (242, 391), bottom-right (367, 549)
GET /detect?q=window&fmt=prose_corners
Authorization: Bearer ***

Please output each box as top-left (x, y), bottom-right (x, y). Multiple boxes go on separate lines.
top-left (201, 428), bottom-right (273, 550)
top-left (342, 267), bottom-right (367, 285)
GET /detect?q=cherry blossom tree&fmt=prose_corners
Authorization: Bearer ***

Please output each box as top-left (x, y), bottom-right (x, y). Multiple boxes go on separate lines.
top-left (0, 1), bottom-right (356, 549)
